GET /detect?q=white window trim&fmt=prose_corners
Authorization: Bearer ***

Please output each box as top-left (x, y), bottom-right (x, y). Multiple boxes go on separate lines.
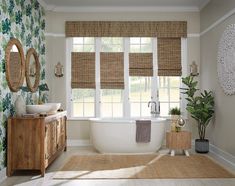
top-left (66, 38), bottom-right (73, 117)
top-left (95, 37), bottom-right (101, 117)
top-left (124, 38), bottom-right (130, 118)
top-left (66, 37), bottom-right (187, 119)
top-left (181, 38), bottom-right (188, 118)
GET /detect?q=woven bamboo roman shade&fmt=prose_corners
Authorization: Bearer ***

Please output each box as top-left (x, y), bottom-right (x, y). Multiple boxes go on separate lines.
top-left (71, 52), bottom-right (96, 88)
top-left (129, 53), bottom-right (153, 76)
top-left (100, 52), bottom-right (124, 89)
top-left (158, 38), bottom-right (182, 76)
top-left (66, 21), bottom-right (187, 38)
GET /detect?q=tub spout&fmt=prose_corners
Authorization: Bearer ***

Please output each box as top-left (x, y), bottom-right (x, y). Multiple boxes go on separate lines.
top-left (148, 101), bottom-right (160, 117)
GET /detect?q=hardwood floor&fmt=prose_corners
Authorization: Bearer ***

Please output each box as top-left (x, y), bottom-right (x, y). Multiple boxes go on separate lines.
top-left (1, 146), bottom-right (235, 186)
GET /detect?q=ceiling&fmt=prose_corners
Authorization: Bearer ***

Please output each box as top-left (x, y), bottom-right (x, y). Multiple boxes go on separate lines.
top-left (39, 0), bottom-right (210, 12)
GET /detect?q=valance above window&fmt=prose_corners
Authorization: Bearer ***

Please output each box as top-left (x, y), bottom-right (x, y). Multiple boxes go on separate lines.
top-left (157, 38), bottom-right (182, 76)
top-left (129, 53), bottom-right (153, 76)
top-left (100, 52), bottom-right (124, 89)
top-left (66, 21), bottom-right (187, 38)
top-left (71, 52), bottom-right (96, 88)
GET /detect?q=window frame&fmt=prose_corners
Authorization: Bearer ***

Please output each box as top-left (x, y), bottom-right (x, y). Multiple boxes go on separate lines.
top-left (66, 37), bottom-right (187, 119)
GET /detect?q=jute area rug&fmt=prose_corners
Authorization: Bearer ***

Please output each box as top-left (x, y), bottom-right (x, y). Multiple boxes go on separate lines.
top-left (53, 154), bottom-right (235, 179)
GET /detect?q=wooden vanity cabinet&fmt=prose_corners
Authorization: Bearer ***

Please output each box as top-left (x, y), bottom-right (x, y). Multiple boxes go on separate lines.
top-left (7, 111), bottom-right (67, 176)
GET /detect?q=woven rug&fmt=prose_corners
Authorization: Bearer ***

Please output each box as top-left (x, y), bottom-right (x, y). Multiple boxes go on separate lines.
top-left (53, 154), bottom-right (235, 179)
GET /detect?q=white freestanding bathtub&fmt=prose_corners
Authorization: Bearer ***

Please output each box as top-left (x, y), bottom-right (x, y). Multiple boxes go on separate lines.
top-left (90, 118), bottom-right (166, 153)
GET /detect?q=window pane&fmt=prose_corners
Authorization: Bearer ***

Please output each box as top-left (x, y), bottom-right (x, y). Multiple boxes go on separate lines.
top-left (170, 103), bottom-right (180, 110)
top-left (73, 45), bottom-right (83, 52)
top-left (130, 77), bottom-right (151, 117)
top-left (131, 103), bottom-right (140, 117)
top-left (112, 90), bottom-right (123, 102)
top-left (83, 45), bottom-right (95, 52)
top-left (141, 37), bottom-right (151, 44)
top-left (72, 102), bottom-right (83, 117)
top-left (170, 88), bottom-right (180, 102)
top-left (73, 37), bottom-right (95, 52)
top-left (101, 37), bottom-right (123, 52)
top-left (130, 37), bottom-right (152, 53)
top-left (84, 103), bottom-right (95, 117)
top-left (101, 103), bottom-right (112, 117)
top-left (84, 37), bottom-right (94, 44)
top-left (112, 37), bottom-right (123, 44)
top-left (169, 77), bottom-right (180, 87)
top-left (72, 89), bottom-right (95, 117)
top-left (159, 88), bottom-right (168, 102)
top-left (101, 89), bottom-right (123, 118)
top-left (130, 45), bottom-right (141, 53)
top-left (113, 103), bottom-right (123, 117)
top-left (158, 77), bottom-right (169, 88)
top-left (141, 44), bottom-right (152, 52)
top-left (73, 37), bottom-right (83, 44)
top-left (160, 102), bottom-right (169, 116)
top-left (130, 37), bottom-right (140, 44)
top-left (141, 103), bottom-right (151, 117)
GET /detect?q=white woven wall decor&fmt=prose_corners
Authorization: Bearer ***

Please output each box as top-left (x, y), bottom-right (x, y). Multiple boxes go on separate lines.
top-left (217, 24), bottom-right (235, 95)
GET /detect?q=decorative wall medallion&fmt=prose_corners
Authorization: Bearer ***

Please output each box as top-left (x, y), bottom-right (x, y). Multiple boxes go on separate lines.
top-left (217, 24), bottom-right (235, 95)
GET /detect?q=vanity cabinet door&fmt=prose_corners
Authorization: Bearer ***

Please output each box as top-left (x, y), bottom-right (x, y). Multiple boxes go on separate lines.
top-left (56, 117), bottom-right (66, 150)
top-left (45, 122), bottom-right (57, 159)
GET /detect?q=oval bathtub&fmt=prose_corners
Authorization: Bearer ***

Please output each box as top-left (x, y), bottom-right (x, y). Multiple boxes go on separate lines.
top-left (90, 118), bottom-right (166, 153)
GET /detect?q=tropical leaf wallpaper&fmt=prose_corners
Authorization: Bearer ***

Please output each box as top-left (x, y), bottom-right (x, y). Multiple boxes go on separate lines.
top-left (0, 0), bottom-right (47, 169)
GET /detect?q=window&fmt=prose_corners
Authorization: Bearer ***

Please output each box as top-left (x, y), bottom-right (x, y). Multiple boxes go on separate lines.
top-left (68, 37), bottom-right (186, 118)
top-left (158, 77), bottom-right (180, 116)
top-left (129, 77), bottom-right (152, 117)
top-left (101, 89), bottom-right (123, 118)
top-left (73, 37), bottom-right (95, 52)
top-left (71, 89), bottom-right (95, 117)
top-left (130, 37), bottom-right (152, 53)
top-left (100, 37), bottom-right (124, 117)
top-left (101, 37), bottom-right (123, 52)
top-left (71, 38), bottom-right (96, 118)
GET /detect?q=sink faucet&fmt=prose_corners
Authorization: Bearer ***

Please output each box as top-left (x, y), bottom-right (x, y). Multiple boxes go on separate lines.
top-left (148, 101), bottom-right (160, 116)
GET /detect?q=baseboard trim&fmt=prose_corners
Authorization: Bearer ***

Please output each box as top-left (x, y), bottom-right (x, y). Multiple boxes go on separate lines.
top-left (209, 143), bottom-right (235, 168)
top-left (67, 139), bottom-right (91, 147)
top-left (191, 139), bottom-right (235, 169)
top-left (0, 168), bottom-right (6, 184)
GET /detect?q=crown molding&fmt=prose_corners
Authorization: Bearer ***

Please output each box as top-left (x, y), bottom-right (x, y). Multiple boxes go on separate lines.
top-left (37, 1), bottom-right (200, 13)
top-left (199, 0), bottom-right (210, 11)
top-left (200, 7), bottom-right (235, 36)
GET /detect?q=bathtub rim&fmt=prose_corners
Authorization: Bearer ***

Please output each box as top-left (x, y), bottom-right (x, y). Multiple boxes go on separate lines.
top-left (89, 117), bottom-right (166, 123)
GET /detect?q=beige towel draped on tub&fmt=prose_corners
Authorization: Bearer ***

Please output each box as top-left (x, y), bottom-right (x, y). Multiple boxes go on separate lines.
top-left (136, 120), bottom-right (151, 143)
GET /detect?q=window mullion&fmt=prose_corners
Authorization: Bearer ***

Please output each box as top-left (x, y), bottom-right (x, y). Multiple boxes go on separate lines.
top-left (124, 37), bottom-right (130, 118)
top-left (152, 37), bottom-right (159, 109)
top-left (95, 37), bottom-right (101, 117)
top-left (167, 77), bottom-right (171, 111)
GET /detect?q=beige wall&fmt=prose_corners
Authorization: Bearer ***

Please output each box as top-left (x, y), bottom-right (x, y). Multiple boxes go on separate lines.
top-left (45, 11), bottom-right (200, 141)
top-left (200, 0), bottom-right (235, 32)
top-left (200, 1), bottom-right (235, 155)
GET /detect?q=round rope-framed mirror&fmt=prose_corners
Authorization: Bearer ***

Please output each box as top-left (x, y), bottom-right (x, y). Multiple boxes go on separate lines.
top-left (25, 48), bottom-right (40, 92)
top-left (5, 38), bottom-right (25, 92)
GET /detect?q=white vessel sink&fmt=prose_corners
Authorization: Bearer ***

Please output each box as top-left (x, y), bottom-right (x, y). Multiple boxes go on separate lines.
top-left (26, 104), bottom-right (52, 114)
top-left (26, 103), bottom-right (61, 114)
top-left (44, 103), bottom-right (61, 114)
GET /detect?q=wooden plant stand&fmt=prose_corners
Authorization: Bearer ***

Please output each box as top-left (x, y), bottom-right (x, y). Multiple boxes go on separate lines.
top-left (166, 131), bottom-right (191, 156)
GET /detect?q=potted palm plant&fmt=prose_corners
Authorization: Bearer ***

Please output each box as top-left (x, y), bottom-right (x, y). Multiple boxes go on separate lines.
top-left (181, 76), bottom-right (214, 153)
